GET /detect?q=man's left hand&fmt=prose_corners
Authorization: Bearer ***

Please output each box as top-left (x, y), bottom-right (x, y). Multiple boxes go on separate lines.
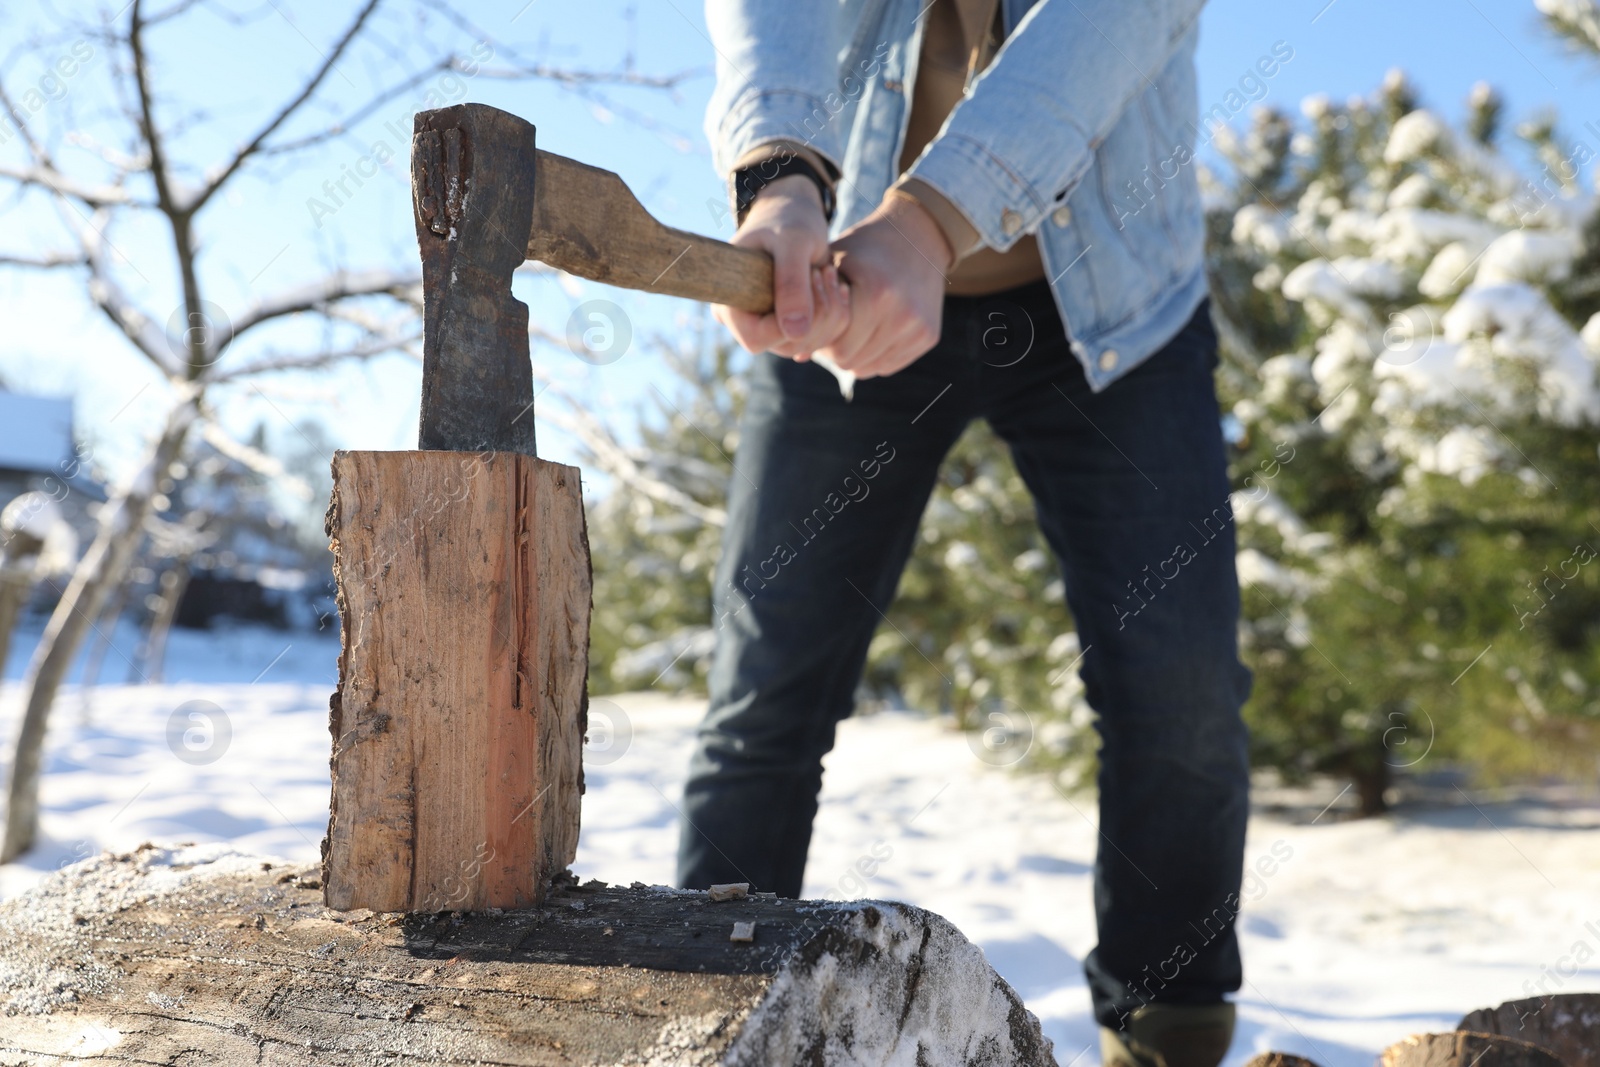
top-left (816, 191), bottom-right (953, 381)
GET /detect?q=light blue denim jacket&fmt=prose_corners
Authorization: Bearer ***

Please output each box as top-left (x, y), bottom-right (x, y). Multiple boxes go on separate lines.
top-left (705, 0), bottom-right (1209, 391)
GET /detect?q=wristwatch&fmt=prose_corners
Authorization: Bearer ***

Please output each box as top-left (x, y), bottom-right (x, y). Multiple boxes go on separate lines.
top-left (731, 152), bottom-right (836, 226)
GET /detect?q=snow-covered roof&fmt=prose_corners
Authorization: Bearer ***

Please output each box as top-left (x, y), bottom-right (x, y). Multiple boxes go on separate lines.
top-left (0, 393), bottom-right (73, 473)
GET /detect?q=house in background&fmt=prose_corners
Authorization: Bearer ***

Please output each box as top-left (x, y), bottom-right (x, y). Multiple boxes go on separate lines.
top-left (0, 391), bottom-right (75, 504)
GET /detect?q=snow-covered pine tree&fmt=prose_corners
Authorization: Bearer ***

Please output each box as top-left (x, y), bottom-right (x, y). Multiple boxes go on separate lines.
top-left (1207, 2), bottom-right (1600, 812)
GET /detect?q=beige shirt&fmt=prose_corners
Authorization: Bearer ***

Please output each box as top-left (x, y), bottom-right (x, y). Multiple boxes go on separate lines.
top-left (734, 0), bottom-right (1043, 296)
top-left (896, 0), bottom-right (1044, 295)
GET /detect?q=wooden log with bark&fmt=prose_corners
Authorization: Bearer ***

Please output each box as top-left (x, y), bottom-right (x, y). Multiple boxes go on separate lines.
top-left (1458, 994), bottom-right (1600, 1067)
top-left (1380, 1031), bottom-right (1567, 1067)
top-left (0, 847), bottom-right (1056, 1066)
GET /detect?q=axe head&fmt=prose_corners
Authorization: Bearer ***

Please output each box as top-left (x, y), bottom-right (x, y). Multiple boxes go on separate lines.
top-left (412, 103), bottom-right (539, 455)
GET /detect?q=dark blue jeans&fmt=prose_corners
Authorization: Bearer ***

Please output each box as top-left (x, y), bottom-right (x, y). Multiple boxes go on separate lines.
top-left (676, 280), bottom-right (1251, 1028)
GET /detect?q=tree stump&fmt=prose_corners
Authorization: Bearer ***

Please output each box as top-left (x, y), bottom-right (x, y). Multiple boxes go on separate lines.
top-left (323, 450), bottom-right (590, 912)
top-left (1380, 1031), bottom-right (1567, 1067)
top-left (1458, 994), bottom-right (1600, 1067)
top-left (0, 848), bottom-right (1056, 1066)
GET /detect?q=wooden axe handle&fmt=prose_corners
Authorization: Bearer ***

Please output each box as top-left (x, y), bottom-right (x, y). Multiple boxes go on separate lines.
top-left (527, 149), bottom-right (775, 315)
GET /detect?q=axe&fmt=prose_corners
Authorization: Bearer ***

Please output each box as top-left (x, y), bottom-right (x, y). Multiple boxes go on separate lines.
top-left (412, 102), bottom-right (850, 460)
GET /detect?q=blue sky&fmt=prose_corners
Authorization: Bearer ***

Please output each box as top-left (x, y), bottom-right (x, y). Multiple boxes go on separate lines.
top-left (0, 0), bottom-right (1595, 500)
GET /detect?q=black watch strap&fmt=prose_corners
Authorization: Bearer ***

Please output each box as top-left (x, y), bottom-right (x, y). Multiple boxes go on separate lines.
top-left (731, 153), bottom-right (836, 226)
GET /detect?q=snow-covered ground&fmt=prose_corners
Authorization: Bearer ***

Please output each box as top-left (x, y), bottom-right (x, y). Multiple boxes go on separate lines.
top-left (1, 623), bottom-right (1598, 1066)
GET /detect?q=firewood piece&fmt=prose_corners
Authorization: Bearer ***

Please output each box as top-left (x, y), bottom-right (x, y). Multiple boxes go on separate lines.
top-left (0, 851), bottom-right (1058, 1066)
top-left (1381, 1031), bottom-right (1567, 1067)
top-left (1459, 994), bottom-right (1600, 1067)
top-left (323, 449), bottom-right (590, 912)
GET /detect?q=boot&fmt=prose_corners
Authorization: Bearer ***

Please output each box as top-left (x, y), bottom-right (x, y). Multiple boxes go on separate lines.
top-left (1100, 1002), bottom-right (1236, 1067)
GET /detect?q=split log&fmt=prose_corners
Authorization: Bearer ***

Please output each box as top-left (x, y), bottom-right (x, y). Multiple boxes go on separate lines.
top-left (323, 450), bottom-right (590, 912)
top-left (1459, 994), bottom-right (1600, 1067)
top-left (0, 848), bottom-right (1056, 1066)
top-left (1380, 1031), bottom-right (1567, 1067)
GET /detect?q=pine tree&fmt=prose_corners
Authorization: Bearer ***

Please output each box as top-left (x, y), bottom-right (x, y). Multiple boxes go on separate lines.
top-left (1206, 12), bottom-right (1600, 811)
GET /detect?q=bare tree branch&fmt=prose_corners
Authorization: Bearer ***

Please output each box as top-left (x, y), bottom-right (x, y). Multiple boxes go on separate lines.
top-left (316, 300), bottom-right (421, 339)
top-left (474, 63), bottom-right (703, 89)
top-left (250, 55), bottom-right (700, 164)
top-left (198, 421), bottom-right (313, 500)
top-left (80, 220), bottom-right (181, 378)
top-left (415, 0), bottom-right (701, 89)
top-left (0, 162), bottom-right (144, 208)
top-left (209, 330), bottom-right (421, 382)
top-left (212, 268), bottom-right (421, 357)
top-left (128, 0), bottom-right (183, 220)
top-left (129, 0), bottom-right (212, 377)
top-left (0, 251), bottom-right (87, 270)
top-left (249, 56), bottom-right (460, 158)
top-left (536, 378), bottom-right (728, 528)
top-left (0, 75), bottom-right (53, 170)
top-left (184, 0), bottom-right (383, 216)
top-left (62, 130), bottom-right (151, 173)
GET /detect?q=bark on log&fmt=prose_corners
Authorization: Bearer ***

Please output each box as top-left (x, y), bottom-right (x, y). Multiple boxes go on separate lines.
top-left (1459, 994), bottom-right (1600, 1067)
top-left (0, 848), bottom-right (1056, 1066)
top-left (323, 450), bottom-right (590, 913)
top-left (1380, 1031), bottom-right (1567, 1067)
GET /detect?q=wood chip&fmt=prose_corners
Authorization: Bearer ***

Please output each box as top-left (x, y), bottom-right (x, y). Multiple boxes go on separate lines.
top-left (729, 921), bottom-right (755, 943)
top-left (707, 882), bottom-right (750, 902)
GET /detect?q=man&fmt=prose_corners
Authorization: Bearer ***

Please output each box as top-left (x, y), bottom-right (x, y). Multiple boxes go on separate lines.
top-left (676, 2), bottom-right (1252, 1065)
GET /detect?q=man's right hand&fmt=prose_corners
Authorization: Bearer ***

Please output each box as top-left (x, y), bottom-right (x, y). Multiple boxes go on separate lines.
top-left (714, 174), bottom-right (850, 361)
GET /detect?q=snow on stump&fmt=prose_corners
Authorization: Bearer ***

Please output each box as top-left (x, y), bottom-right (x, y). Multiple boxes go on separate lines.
top-left (1380, 1031), bottom-right (1566, 1067)
top-left (1458, 994), bottom-right (1600, 1067)
top-left (0, 847), bottom-right (1056, 1066)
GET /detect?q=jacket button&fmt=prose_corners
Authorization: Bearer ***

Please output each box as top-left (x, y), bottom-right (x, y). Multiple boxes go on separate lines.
top-left (1098, 349), bottom-right (1120, 372)
top-left (1000, 209), bottom-right (1022, 236)
top-left (1052, 205), bottom-right (1073, 227)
